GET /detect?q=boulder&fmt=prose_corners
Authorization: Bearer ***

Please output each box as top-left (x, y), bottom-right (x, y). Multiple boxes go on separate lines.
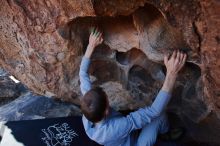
top-left (0, 0), bottom-right (219, 144)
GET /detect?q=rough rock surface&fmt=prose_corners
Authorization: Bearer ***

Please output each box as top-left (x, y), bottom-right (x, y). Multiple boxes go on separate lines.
top-left (0, 68), bottom-right (27, 106)
top-left (0, 0), bottom-right (220, 144)
top-left (0, 92), bottom-right (81, 121)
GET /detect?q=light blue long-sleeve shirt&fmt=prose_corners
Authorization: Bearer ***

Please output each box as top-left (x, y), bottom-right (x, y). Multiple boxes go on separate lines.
top-left (79, 57), bottom-right (171, 146)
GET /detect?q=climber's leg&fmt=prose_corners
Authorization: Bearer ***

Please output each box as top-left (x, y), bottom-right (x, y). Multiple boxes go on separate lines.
top-left (136, 113), bottom-right (169, 146)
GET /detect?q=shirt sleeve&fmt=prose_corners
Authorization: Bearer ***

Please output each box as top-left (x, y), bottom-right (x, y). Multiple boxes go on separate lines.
top-left (79, 56), bottom-right (92, 95)
top-left (91, 90), bottom-right (172, 143)
top-left (125, 90), bottom-right (171, 130)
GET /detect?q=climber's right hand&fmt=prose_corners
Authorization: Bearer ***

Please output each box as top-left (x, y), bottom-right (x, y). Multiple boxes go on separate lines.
top-left (164, 50), bottom-right (187, 77)
top-left (161, 50), bottom-right (187, 93)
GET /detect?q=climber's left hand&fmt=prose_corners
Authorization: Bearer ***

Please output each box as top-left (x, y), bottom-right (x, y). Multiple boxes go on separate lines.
top-left (88, 27), bottom-right (103, 49)
top-left (85, 27), bottom-right (103, 58)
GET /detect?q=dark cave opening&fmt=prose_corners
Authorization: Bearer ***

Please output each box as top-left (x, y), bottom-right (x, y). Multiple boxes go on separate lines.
top-left (115, 48), bottom-right (146, 66)
top-left (89, 60), bottom-right (122, 84)
top-left (128, 65), bottom-right (156, 93)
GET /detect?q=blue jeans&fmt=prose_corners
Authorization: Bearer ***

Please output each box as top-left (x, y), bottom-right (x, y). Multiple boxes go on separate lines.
top-left (134, 113), bottom-right (169, 146)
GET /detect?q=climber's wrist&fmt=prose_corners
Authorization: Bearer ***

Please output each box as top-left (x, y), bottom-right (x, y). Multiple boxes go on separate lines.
top-left (166, 72), bottom-right (178, 79)
top-left (87, 43), bottom-right (95, 51)
top-left (84, 45), bottom-right (93, 58)
top-left (161, 73), bottom-right (177, 93)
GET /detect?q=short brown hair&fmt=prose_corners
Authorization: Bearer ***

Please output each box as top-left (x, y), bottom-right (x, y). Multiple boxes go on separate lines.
top-left (80, 87), bottom-right (108, 123)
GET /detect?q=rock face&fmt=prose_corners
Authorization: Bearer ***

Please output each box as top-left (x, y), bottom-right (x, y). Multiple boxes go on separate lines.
top-left (0, 68), bottom-right (27, 106)
top-left (0, 92), bottom-right (81, 121)
top-left (0, 0), bottom-right (219, 144)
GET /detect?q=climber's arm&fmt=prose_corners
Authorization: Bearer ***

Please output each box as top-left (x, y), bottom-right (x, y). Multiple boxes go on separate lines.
top-left (79, 28), bottom-right (103, 95)
top-left (79, 57), bottom-right (92, 95)
top-left (162, 50), bottom-right (187, 93)
top-left (146, 50), bottom-right (187, 114)
top-left (143, 50), bottom-right (187, 115)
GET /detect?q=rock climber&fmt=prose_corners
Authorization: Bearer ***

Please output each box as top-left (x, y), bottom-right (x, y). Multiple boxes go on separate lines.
top-left (79, 28), bottom-right (187, 146)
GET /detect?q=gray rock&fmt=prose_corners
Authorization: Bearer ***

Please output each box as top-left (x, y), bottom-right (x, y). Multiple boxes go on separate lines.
top-left (0, 72), bottom-right (27, 106)
top-left (0, 92), bottom-right (81, 121)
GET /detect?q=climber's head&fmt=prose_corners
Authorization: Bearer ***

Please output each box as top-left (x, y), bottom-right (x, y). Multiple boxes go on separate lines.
top-left (80, 87), bottom-right (109, 123)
